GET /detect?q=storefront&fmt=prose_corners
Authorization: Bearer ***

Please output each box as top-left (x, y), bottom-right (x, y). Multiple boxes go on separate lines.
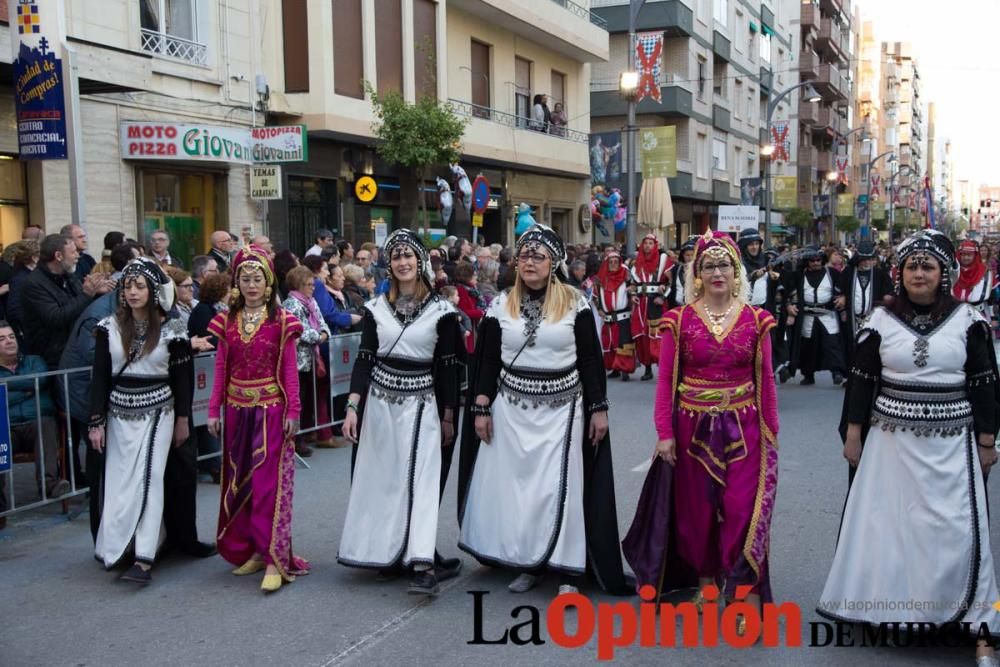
top-left (506, 170), bottom-right (591, 246)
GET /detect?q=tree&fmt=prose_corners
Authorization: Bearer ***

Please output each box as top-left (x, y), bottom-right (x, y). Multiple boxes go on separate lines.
top-left (785, 207), bottom-right (813, 228)
top-left (836, 216), bottom-right (861, 233)
top-left (366, 82), bottom-right (467, 230)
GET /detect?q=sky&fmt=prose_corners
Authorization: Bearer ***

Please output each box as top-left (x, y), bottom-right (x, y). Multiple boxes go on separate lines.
top-left (854, 0), bottom-right (1000, 191)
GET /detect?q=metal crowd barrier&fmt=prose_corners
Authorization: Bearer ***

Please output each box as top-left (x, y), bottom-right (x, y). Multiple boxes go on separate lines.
top-left (0, 332), bottom-right (361, 521)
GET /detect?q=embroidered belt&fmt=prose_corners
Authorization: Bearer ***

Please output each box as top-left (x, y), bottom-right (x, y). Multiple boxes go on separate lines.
top-left (603, 310), bottom-right (631, 323)
top-left (499, 364), bottom-right (581, 409)
top-left (227, 376), bottom-right (282, 408)
top-left (370, 361), bottom-right (434, 404)
top-left (109, 382), bottom-right (173, 420)
top-left (872, 380), bottom-right (971, 437)
top-left (803, 303), bottom-right (835, 314)
top-left (677, 377), bottom-right (755, 415)
top-left (635, 284), bottom-right (663, 295)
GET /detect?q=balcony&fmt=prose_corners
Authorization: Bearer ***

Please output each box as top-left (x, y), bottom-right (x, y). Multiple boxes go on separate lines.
top-left (713, 104), bottom-right (731, 132)
top-left (801, 3), bottom-right (820, 33)
top-left (819, 0), bottom-right (843, 16)
top-left (815, 19), bottom-right (847, 65)
top-left (449, 0), bottom-right (608, 62)
top-left (591, 84), bottom-right (693, 118)
top-left (815, 63), bottom-right (847, 102)
top-left (799, 101), bottom-right (819, 125)
top-left (592, 0), bottom-right (694, 36)
top-left (799, 144), bottom-right (817, 168)
top-left (799, 52), bottom-right (819, 81)
top-left (713, 30), bottom-right (731, 62)
top-left (818, 149), bottom-right (833, 173)
top-left (140, 29), bottom-right (208, 65)
top-left (760, 67), bottom-right (773, 95)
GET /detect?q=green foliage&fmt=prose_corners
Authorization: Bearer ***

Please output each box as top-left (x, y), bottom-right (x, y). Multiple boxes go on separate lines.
top-left (785, 207), bottom-right (813, 228)
top-left (366, 82), bottom-right (467, 171)
top-left (836, 215), bottom-right (861, 233)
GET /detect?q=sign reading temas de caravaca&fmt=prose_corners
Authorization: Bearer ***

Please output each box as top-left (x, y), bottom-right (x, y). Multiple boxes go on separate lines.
top-left (251, 165), bottom-right (282, 200)
top-left (10, 0), bottom-right (69, 159)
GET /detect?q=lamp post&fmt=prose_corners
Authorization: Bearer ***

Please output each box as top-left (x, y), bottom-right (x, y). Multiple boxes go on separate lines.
top-left (824, 125), bottom-right (867, 245)
top-left (887, 163), bottom-right (917, 244)
top-left (621, 0), bottom-right (647, 260)
top-left (762, 82), bottom-right (822, 248)
top-left (865, 150), bottom-right (895, 240)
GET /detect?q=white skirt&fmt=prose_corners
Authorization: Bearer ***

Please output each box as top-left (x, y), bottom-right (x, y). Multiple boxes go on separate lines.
top-left (819, 424), bottom-right (1000, 631)
top-left (338, 391), bottom-right (441, 568)
top-left (460, 393), bottom-right (586, 572)
top-left (95, 407), bottom-right (173, 567)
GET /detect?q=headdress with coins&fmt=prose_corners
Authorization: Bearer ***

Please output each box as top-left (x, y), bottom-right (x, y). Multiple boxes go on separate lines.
top-left (230, 244), bottom-right (276, 302)
top-left (515, 224), bottom-right (568, 280)
top-left (684, 229), bottom-right (749, 303)
top-left (384, 228), bottom-right (433, 285)
top-left (120, 257), bottom-right (175, 312)
top-left (893, 229), bottom-right (956, 296)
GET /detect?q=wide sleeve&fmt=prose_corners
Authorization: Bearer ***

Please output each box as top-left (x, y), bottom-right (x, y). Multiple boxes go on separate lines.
top-left (845, 329), bottom-right (882, 424)
top-left (168, 338), bottom-right (193, 419)
top-left (473, 315), bottom-right (503, 401)
top-left (280, 317), bottom-right (302, 421)
top-left (574, 307), bottom-right (608, 412)
top-left (206, 313), bottom-right (228, 419)
top-left (433, 312), bottom-right (462, 408)
top-left (757, 312), bottom-right (779, 437)
top-left (89, 327), bottom-right (112, 423)
top-left (653, 310), bottom-right (681, 440)
top-left (966, 320), bottom-right (998, 437)
top-left (349, 308), bottom-right (379, 396)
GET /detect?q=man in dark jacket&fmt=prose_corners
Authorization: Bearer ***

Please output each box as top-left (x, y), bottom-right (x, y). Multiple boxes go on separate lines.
top-left (60, 224), bottom-right (97, 282)
top-left (21, 234), bottom-right (114, 368)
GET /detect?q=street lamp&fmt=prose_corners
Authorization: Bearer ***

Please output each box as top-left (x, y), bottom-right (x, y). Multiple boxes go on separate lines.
top-left (865, 150), bottom-right (895, 239)
top-left (762, 82), bottom-right (822, 248)
top-left (887, 163), bottom-right (918, 243)
top-left (825, 125), bottom-right (868, 183)
top-left (623, 0), bottom-right (647, 260)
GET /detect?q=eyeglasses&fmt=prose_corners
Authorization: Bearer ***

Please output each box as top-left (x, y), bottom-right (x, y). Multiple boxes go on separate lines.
top-left (517, 252), bottom-right (549, 264)
top-left (700, 263), bottom-right (733, 274)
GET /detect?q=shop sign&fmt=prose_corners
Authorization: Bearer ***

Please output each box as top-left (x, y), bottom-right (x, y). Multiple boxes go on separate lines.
top-left (250, 165), bottom-right (282, 200)
top-left (773, 176), bottom-right (798, 210)
top-left (10, 0), bottom-right (68, 159)
top-left (718, 205), bottom-right (758, 234)
top-left (120, 122), bottom-right (309, 165)
top-left (355, 176), bottom-right (377, 202)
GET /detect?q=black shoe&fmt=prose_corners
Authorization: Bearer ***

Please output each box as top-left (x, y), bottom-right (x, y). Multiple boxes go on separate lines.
top-left (434, 554), bottom-right (463, 582)
top-left (375, 566), bottom-right (404, 582)
top-left (295, 443), bottom-right (313, 458)
top-left (607, 370), bottom-right (620, 379)
top-left (832, 372), bottom-right (845, 386)
top-left (120, 564), bottom-right (152, 585)
top-left (621, 373), bottom-right (630, 382)
top-left (778, 368), bottom-right (791, 384)
top-left (641, 367), bottom-right (654, 381)
top-left (408, 569), bottom-right (440, 596)
top-left (179, 541), bottom-right (218, 558)
top-left (800, 375), bottom-right (815, 386)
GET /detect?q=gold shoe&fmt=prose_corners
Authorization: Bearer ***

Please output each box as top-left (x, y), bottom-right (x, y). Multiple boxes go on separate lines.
top-left (261, 573), bottom-right (282, 593)
top-left (232, 558), bottom-right (266, 576)
top-left (690, 590), bottom-right (707, 612)
top-left (735, 613), bottom-right (747, 638)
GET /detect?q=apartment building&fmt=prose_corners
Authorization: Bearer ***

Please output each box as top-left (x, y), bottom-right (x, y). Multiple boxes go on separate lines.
top-left (1, 0), bottom-right (262, 263)
top-left (796, 0), bottom-right (853, 228)
top-left (590, 0), bottom-right (799, 245)
top-left (262, 0), bottom-right (608, 251)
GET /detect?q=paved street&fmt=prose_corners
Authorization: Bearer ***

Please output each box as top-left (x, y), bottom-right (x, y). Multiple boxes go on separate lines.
top-left (2, 371), bottom-right (997, 666)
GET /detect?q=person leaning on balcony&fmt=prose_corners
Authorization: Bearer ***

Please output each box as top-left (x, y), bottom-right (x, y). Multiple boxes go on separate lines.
top-left (531, 94), bottom-right (551, 132)
top-left (0, 320), bottom-right (70, 528)
top-left (550, 102), bottom-right (568, 137)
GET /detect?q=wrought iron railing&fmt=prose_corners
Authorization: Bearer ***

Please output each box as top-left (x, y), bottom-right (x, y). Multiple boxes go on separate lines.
top-left (448, 99), bottom-right (589, 144)
top-left (140, 28), bottom-right (208, 66)
top-left (549, 0), bottom-right (609, 29)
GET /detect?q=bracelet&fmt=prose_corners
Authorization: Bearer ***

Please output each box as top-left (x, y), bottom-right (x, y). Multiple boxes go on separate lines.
top-left (88, 417), bottom-right (106, 430)
top-left (346, 400), bottom-right (359, 413)
top-left (470, 403), bottom-right (492, 417)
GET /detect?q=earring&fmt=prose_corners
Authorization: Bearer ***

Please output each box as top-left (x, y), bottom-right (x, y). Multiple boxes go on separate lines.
top-left (693, 277), bottom-right (703, 290)
top-left (230, 287), bottom-right (241, 302)
top-left (264, 286), bottom-right (272, 300)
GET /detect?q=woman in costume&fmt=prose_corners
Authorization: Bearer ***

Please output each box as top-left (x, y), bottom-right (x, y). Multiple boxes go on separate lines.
top-left (458, 225), bottom-right (632, 596)
top-left (819, 230), bottom-right (1000, 667)
top-left (339, 229), bottom-right (463, 597)
top-left (623, 230), bottom-right (779, 631)
top-left (89, 258), bottom-right (192, 584)
top-left (954, 239), bottom-right (996, 320)
top-left (629, 234), bottom-right (671, 381)
top-left (206, 245), bottom-right (308, 593)
top-left (594, 250), bottom-right (636, 381)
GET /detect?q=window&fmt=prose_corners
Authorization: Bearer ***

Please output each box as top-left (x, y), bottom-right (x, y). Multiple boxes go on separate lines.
top-left (759, 31), bottom-right (771, 64)
top-left (712, 131), bottom-right (727, 170)
top-left (697, 133), bottom-right (709, 178)
top-left (413, 0), bottom-right (438, 99)
top-left (733, 79), bottom-right (743, 118)
top-left (375, 0), bottom-right (403, 95)
top-left (747, 87), bottom-right (755, 121)
top-left (733, 145), bottom-right (741, 182)
top-left (697, 57), bottom-right (707, 99)
top-left (515, 57), bottom-right (532, 129)
top-left (551, 71), bottom-right (566, 110)
top-left (714, 0), bottom-right (727, 29)
top-left (140, 0), bottom-right (206, 64)
top-left (334, 0), bottom-right (363, 98)
top-left (713, 64), bottom-right (727, 99)
top-left (470, 40), bottom-right (491, 117)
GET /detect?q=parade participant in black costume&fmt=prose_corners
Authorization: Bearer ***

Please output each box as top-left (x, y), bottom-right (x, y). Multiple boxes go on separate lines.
top-left (458, 224), bottom-right (632, 596)
top-left (836, 240), bottom-right (891, 364)
top-left (665, 236), bottom-right (698, 309)
top-left (738, 229), bottom-right (789, 377)
top-left (787, 247), bottom-right (847, 385)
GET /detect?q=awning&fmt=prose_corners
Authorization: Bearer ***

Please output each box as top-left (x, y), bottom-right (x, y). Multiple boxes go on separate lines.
top-left (762, 25), bottom-right (775, 37)
top-left (769, 225), bottom-right (790, 235)
top-left (638, 177), bottom-right (674, 231)
top-left (749, 21), bottom-right (758, 33)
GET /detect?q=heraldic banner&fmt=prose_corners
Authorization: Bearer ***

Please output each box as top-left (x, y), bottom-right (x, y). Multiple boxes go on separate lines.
top-left (635, 32), bottom-right (664, 103)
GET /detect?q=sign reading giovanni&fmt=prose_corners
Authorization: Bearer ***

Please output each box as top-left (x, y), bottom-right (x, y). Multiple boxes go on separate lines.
top-left (119, 122), bottom-right (308, 164)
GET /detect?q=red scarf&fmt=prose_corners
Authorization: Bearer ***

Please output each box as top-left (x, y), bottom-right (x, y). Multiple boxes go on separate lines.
top-left (596, 255), bottom-right (628, 305)
top-left (633, 239), bottom-right (665, 279)
top-left (954, 244), bottom-right (987, 300)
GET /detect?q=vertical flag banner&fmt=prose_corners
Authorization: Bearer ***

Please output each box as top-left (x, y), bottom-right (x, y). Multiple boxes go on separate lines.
top-left (9, 0), bottom-right (68, 159)
top-left (773, 176), bottom-right (798, 209)
top-left (770, 121), bottom-right (790, 162)
top-left (870, 174), bottom-right (881, 198)
top-left (640, 126), bottom-right (676, 178)
top-left (635, 32), bottom-right (664, 104)
top-left (836, 194), bottom-right (854, 217)
top-left (835, 157), bottom-right (849, 185)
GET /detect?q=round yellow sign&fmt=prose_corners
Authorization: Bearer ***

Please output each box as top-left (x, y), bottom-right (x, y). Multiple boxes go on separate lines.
top-left (355, 176), bottom-right (377, 203)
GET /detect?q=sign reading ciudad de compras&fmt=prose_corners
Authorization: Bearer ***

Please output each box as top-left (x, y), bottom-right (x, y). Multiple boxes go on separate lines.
top-left (10, 0), bottom-right (69, 159)
top-left (119, 122), bottom-right (307, 164)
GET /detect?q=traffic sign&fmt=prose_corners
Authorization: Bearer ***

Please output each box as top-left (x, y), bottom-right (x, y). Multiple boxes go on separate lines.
top-left (472, 175), bottom-right (490, 214)
top-left (355, 176), bottom-right (377, 202)
top-left (472, 212), bottom-right (484, 228)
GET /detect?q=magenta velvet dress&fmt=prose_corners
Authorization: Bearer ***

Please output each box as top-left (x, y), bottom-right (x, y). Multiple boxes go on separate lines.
top-left (208, 309), bottom-right (310, 581)
top-left (624, 303), bottom-right (779, 600)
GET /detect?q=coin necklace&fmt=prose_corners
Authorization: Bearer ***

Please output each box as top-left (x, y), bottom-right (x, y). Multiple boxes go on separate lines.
top-left (240, 305), bottom-right (266, 342)
top-left (703, 301), bottom-right (735, 336)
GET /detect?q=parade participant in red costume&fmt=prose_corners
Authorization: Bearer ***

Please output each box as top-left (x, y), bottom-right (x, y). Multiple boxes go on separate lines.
top-left (629, 234), bottom-right (672, 381)
top-left (594, 251), bottom-right (636, 380)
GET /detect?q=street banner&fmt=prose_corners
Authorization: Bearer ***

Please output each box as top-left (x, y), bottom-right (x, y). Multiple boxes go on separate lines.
top-left (640, 126), bottom-right (676, 178)
top-left (871, 200), bottom-right (886, 221)
top-left (740, 178), bottom-right (762, 206)
top-left (770, 121), bottom-right (790, 162)
top-left (836, 194), bottom-right (854, 217)
top-left (813, 194), bottom-right (830, 218)
top-left (773, 176), bottom-right (798, 209)
top-left (855, 194), bottom-right (869, 222)
top-left (718, 205), bottom-right (759, 234)
top-left (835, 157), bottom-right (848, 185)
top-left (635, 32), bottom-right (664, 103)
top-left (330, 333), bottom-right (361, 398)
top-left (10, 0), bottom-right (68, 159)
